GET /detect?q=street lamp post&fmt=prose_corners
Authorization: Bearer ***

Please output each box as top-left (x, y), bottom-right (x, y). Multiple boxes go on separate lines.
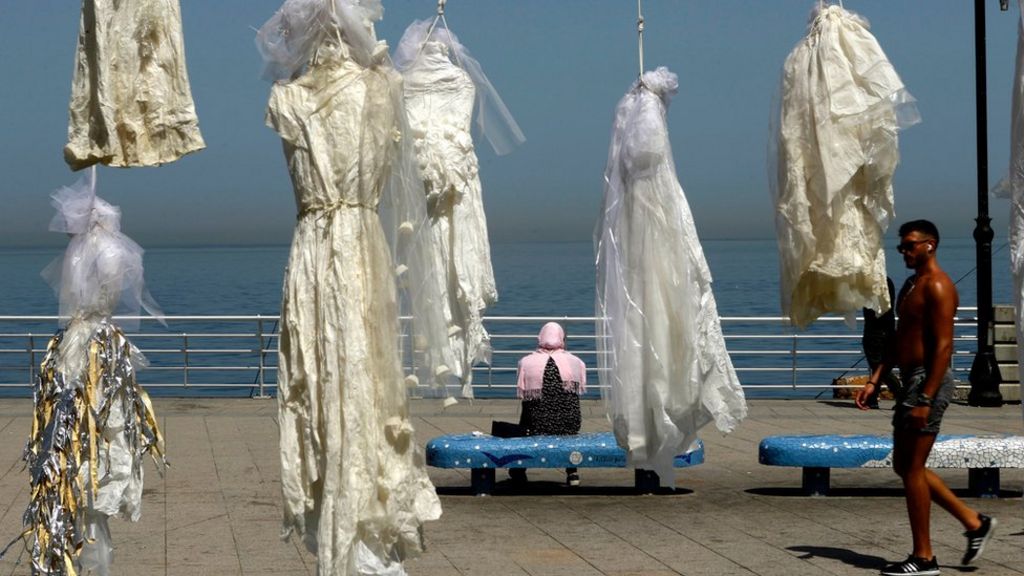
top-left (968, 0), bottom-right (1004, 407)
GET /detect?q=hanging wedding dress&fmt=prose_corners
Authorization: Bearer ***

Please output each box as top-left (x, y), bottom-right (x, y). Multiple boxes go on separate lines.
top-left (258, 1), bottom-right (444, 574)
top-left (772, 4), bottom-right (919, 328)
top-left (393, 20), bottom-right (524, 398)
top-left (65, 0), bottom-right (205, 170)
top-left (595, 68), bottom-right (747, 484)
top-left (1006, 0), bottom-right (1024, 420)
top-left (11, 169), bottom-right (166, 576)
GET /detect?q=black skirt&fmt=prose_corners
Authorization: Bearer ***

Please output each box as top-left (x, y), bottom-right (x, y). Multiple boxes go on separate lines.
top-left (518, 357), bottom-right (581, 436)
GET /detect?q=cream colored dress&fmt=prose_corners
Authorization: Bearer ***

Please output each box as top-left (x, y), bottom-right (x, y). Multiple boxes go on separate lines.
top-left (267, 41), bottom-right (441, 576)
top-left (773, 5), bottom-right (918, 327)
top-left (65, 0), bottom-right (205, 170)
top-left (403, 42), bottom-right (497, 398)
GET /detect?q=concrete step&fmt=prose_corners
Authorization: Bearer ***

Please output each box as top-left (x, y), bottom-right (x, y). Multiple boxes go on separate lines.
top-left (994, 325), bottom-right (1017, 343)
top-left (998, 362), bottom-right (1019, 383)
top-left (994, 304), bottom-right (1016, 323)
top-left (996, 343), bottom-right (1018, 363)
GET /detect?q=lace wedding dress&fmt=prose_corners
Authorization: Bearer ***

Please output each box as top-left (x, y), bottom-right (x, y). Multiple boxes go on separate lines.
top-left (266, 35), bottom-right (442, 576)
top-left (595, 68), bottom-right (747, 484)
top-left (402, 41), bottom-right (498, 398)
top-left (65, 0), bottom-right (205, 170)
top-left (772, 4), bottom-right (919, 327)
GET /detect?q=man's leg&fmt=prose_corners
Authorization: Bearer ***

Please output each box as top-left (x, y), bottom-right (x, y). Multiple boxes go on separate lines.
top-left (893, 429), bottom-right (937, 560)
top-left (922, 468), bottom-right (981, 530)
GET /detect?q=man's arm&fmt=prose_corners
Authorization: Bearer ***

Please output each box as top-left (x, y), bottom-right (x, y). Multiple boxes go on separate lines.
top-left (856, 331), bottom-right (898, 410)
top-left (922, 277), bottom-right (956, 398)
top-left (856, 359), bottom-right (894, 409)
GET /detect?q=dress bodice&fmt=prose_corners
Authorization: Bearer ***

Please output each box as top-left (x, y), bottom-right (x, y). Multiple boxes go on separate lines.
top-left (403, 42), bottom-right (475, 134)
top-left (266, 43), bottom-right (398, 216)
top-left (402, 43), bottom-right (477, 197)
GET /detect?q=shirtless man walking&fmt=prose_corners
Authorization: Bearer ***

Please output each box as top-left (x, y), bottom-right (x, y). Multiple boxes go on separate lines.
top-left (856, 220), bottom-right (996, 576)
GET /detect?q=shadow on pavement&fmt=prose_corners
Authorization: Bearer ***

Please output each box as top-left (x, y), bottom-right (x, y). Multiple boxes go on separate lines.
top-left (436, 481), bottom-right (695, 497)
top-left (816, 400), bottom-right (865, 409)
top-left (746, 487), bottom-right (1022, 498)
top-left (787, 546), bottom-right (888, 570)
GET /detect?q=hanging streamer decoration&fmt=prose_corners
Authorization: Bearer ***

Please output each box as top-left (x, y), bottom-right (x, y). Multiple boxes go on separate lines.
top-left (1, 172), bottom-right (166, 576)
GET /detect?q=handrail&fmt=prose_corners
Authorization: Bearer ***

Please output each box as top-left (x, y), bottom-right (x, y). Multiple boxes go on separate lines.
top-left (0, 310), bottom-right (1011, 398)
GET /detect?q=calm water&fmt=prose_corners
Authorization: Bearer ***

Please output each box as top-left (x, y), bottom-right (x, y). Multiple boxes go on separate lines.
top-left (0, 239), bottom-right (1013, 397)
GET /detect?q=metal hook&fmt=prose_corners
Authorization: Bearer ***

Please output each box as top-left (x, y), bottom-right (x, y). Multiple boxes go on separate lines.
top-left (1000, 0), bottom-right (1009, 11)
top-left (437, 0), bottom-right (446, 16)
top-left (637, 0), bottom-right (645, 83)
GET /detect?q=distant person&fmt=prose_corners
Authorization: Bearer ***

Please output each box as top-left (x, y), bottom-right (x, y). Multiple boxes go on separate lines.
top-left (511, 322), bottom-right (587, 486)
top-left (861, 276), bottom-right (899, 408)
top-left (856, 220), bottom-right (996, 576)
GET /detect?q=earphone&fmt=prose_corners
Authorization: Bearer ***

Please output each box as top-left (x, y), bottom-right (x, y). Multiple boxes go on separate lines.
top-left (927, 246), bottom-right (933, 253)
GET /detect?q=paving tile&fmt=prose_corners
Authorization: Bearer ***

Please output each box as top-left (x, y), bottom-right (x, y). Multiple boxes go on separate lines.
top-left (0, 398), bottom-right (1021, 576)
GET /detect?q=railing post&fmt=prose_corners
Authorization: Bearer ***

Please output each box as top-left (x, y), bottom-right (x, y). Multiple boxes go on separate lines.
top-left (791, 333), bottom-right (798, 390)
top-left (28, 334), bottom-right (35, 386)
top-left (182, 333), bottom-right (189, 388)
top-left (255, 316), bottom-right (270, 399)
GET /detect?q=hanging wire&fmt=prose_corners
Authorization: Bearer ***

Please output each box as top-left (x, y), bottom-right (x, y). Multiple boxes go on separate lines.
top-left (817, 0), bottom-right (844, 10)
top-left (413, 0), bottom-right (464, 70)
top-left (636, 0), bottom-right (645, 82)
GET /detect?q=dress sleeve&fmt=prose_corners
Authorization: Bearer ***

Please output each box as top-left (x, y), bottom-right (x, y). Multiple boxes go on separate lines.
top-left (265, 84), bottom-right (304, 146)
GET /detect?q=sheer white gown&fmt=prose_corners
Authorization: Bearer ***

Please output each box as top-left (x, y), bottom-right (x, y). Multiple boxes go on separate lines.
top-left (595, 68), bottom-right (747, 484)
top-left (65, 0), bottom-right (204, 170)
top-left (772, 5), bottom-right (918, 328)
top-left (267, 40), bottom-right (441, 576)
top-left (402, 41), bottom-right (498, 398)
top-left (1008, 0), bottom-right (1024, 421)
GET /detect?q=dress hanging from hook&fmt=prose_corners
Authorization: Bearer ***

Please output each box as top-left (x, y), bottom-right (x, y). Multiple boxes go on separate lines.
top-left (65, 0), bottom-right (205, 170)
top-left (771, 4), bottom-right (919, 328)
top-left (6, 168), bottom-right (167, 576)
top-left (1003, 0), bottom-right (1024, 419)
top-left (595, 67), bottom-right (747, 485)
top-left (393, 19), bottom-right (525, 398)
top-left (257, 1), bottom-right (448, 574)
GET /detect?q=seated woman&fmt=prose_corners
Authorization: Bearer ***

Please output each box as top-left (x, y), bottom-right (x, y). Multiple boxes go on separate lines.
top-left (511, 322), bottom-right (587, 486)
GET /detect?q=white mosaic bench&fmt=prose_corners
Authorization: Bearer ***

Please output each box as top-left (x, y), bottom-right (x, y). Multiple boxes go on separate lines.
top-left (425, 432), bottom-right (704, 495)
top-left (758, 434), bottom-right (1024, 497)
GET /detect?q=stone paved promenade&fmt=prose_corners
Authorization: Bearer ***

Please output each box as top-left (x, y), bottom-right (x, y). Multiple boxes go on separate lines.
top-left (0, 398), bottom-right (1020, 576)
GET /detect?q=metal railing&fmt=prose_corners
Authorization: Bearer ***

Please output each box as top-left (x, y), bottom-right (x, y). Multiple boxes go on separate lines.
top-left (0, 309), bottom-right (1009, 398)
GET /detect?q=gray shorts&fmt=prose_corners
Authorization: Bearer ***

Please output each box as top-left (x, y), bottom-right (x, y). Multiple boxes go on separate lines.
top-left (892, 367), bottom-right (955, 434)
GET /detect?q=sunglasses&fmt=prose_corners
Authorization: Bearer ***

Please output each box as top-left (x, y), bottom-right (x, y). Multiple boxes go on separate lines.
top-left (896, 239), bottom-right (930, 253)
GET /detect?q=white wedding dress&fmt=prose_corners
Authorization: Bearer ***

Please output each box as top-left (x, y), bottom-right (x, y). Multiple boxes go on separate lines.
top-left (772, 5), bottom-right (919, 328)
top-left (595, 68), bottom-right (747, 484)
top-left (267, 38), bottom-right (441, 576)
top-left (1007, 0), bottom-right (1024, 421)
top-left (65, 0), bottom-right (205, 170)
top-left (402, 41), bottom-right (498, 398)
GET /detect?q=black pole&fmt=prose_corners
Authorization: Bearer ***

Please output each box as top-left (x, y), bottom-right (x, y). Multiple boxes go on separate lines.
top-left (968, 0), bottom-right (1004, 406)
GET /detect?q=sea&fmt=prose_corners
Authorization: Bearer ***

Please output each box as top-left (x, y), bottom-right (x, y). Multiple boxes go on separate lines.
top-left (0, 238), bottom-right (1013, 398)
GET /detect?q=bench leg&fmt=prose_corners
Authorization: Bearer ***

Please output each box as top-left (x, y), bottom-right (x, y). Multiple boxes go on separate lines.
top-left (471, 468), bottom-right (495, 496)
top-left (635, 469), bottom-right (661, 493)
top-left (968, 468), bottom-right (1000, 498)
top-left (802, 467), bottom-right (830, 496)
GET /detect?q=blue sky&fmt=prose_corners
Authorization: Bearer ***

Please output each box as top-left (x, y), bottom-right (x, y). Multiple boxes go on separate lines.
top-left (0, 1), bottom-right (1019, 247)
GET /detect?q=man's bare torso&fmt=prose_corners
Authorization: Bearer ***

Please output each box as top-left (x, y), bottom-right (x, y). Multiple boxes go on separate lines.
top-left (894, 270), bottom-right (959, 373)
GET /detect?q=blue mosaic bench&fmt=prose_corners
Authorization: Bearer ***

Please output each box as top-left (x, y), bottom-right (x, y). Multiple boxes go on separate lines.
top-left (759, 434), bottom-right (1024, 497)
top-left (426, 432), bottom-right (704, 495)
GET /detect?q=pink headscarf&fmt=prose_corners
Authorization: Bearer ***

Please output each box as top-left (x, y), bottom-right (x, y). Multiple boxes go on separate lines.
top-left (516, 322), bottom-right (587, 400)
